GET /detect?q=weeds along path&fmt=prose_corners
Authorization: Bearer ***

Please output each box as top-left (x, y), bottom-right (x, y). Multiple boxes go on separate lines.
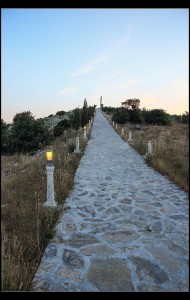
top-left (31, 108), bottom-right (189, 292)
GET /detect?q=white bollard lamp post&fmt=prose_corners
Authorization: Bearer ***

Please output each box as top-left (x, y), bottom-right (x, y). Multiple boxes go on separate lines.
top-left (84, 126), bottom-right (87, 139)
top-left (43, 150), bottom-right (57, 208)
top-left (121, 127), bottom-right (124, 136)
top-left (147, 140), bottom-right (153, 155)
top-left (128, 131), bottom-right (132, 142)
top-left (74, 136), bottom-right (80, 154)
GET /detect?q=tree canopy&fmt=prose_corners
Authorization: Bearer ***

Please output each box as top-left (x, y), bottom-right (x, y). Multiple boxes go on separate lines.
top-left (81, 98), bottom-right (89, 127)
top-left (2, 111), bottom-right (53, 154)
top-left (142, 109), bottom-right (171, 125)
top-left (121, 98), bottom-right (140, 110)
top-left (112, 107), bottom-right (129, 124)
top-left (55, 110), bottom-right (66, 116)
top-left (69, 108), bottom-right (81, 132)
top-left (53, 119), bottom-right (70, 137)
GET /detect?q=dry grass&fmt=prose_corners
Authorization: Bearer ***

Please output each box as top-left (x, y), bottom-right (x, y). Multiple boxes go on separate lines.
top-left (2, 115), bottom-right (189, 290)
top-left (1, 127), bottom-right (90, 291)
top-left (103, 112), bottom-right (189, 194)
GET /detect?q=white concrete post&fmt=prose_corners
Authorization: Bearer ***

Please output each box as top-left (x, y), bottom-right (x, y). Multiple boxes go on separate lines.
top-left (84, 127), bottom-right (87, 139)
top-left (74, 137), bottom-right (80, 153)
top-left (128, 131), bottom-right (132, 142)
top-left (121, 127), bottom-right (124, 135)
top-left (76, 137), bottom-right (79, 151)
top-left (44, 163), bottom-right (57, 207)
top-left (113, 121), bottom-right (115, 127)
top-left (116, 123), bottom-right (118, 129)
top-left (148, 140), bottom-right (153, 155)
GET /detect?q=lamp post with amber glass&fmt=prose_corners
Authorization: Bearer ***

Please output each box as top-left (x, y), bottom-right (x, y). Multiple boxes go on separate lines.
top-left (43, 150), bottom-right (57, 208)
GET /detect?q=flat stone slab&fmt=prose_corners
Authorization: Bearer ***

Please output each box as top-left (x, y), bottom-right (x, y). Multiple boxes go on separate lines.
top-left (57, 268), bottom-right (82, 283)
top-left (86, 258), bottom-right (134, 292)
top-left (104, 230), bottom-right (139, 243)
top-left (80, 245), bottom-right (114, 256)
top-left (145, 246), bottom-right (182, 273)
top-left (130, 256), bottom-right (169, 284)
top-left (43, 244), bottom-right (57, 258)
top-left (58, 233), bottom-right (100, 247)
top-left (62, 249), bottom-right (84, 269)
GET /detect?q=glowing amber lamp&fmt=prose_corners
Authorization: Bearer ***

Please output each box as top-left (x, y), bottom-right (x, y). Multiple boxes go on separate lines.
top-left (46, 150), bottom-right (53, 161)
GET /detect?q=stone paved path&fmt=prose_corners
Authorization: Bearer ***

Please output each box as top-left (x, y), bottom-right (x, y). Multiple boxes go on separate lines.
top-left (31, 109), bottom-right (189, 292)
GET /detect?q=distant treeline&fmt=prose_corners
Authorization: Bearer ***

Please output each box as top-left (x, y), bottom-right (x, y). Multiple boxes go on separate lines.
top-left (1, 99), bottom-right (96, 155)
top-left (102, 98), bottom-right (189, 126)
top-left (2, 97), bottom-right (189, 155)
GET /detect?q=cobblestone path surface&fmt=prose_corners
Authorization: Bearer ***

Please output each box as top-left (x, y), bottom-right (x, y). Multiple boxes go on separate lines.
top-left (31, 109), bottom-right (189, 292)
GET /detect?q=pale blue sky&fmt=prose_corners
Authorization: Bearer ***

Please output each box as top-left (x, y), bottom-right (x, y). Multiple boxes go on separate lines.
top-left (2, 8), bottom-right (189, 123)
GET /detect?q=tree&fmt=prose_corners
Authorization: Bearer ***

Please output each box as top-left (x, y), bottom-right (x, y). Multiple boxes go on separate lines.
top-left (142, 109), bottom-right (171, 125)
top-left (81, 98), bottom-right (88, 127)
top-left (102, 106), bottom-right (116, 114)
top-left (128, 109), bottom-right (142, 124)
top-left (53, 119), bottom-right (71, 137)
top-left (182, 111), bottom-right (189, 124)
top-left (55, 110), bottom-right (66, 116)
top-left (88, 105), bottom-right (96, 120)
top-left (1, 119), bottom-right (9, 153)
top-left (32, 120), bottom-right (53, 146)
top-left (121, 98), bottom-right (140, 110)
top-left (69, 108), bottom-right (81, 132)
top-left (9, 111), bottom-right (53, 153)
top-left (112, 108), bottom-right (129, 124)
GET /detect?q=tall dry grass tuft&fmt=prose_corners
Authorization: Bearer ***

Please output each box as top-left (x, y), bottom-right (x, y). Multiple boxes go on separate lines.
top-left (1, 126), bottom-right (90, 291)
top-left (104, 113), bottom-right (189, 194)
top-left (146, 126), bottom-right (189, 193)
